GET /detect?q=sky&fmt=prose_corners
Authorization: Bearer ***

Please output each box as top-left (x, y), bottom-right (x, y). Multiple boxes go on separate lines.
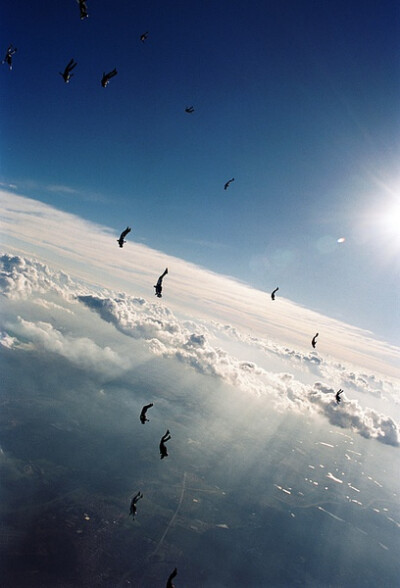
top-left (0, 0), bottom-right (400, 344)
top-left (1, 0), bottom-right (399, 347)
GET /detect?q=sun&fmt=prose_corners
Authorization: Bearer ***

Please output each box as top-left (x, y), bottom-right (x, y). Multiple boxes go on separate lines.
top-left (378, 200), bottom-right (400, 237)
top-left (358, 179), bottom-right (400, 266)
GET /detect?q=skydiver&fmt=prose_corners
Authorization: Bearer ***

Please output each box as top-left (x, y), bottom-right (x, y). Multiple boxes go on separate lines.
top-left (2, 45), bottom-right (17, 70)
top-left (166, 567), bottom-right (178, 588)
top-left (140, 403), bottom-right (154, 424)
top-left (224, 178), bottom-right (234, 190)
top-left (335, 389), bottom-right (344, 404)
top-left (159, 430), bottom-right (171, 459)
top-left (59, 58), bottom-right (77, 83)
top-left (129, 491), bottom-right (143, 519)
top-left (117, 226), bottom-right (131, 247)
top-left (271, 287), bottom-right (279, 301)
top-left (154, 268), bottom-right (168, 298)
top-left (101, 68), bottom-right (118, 88)
top-left (185, 106), bottom-right (195, 113)
top-left (140, 31), bottom-right (149, 43)
top-left (311, 333), bottom-right (319, 348)
top-left (78, 0), bottom-right (89, 20)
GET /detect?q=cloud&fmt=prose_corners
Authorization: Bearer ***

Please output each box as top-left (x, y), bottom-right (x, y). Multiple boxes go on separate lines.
top-left (77, 291), bottom-right (400, 446)
top-left (1, 212), bottom-right (400, 446)
top-left (77, 294), bottom-right (182, 342)
top-left (0, 253), bottom-right (80, 300)
top-left (310, 383), bottom-right (400, 446)
top-left (0, 331), bottom-right (19, 349)
top-left (47, 184), bottom-right (78, 195)
top-left (33, 298), bottom-right (74, 314)
top-left (1, 248), bottom-right (399, 446)
top-left (207, 320), bottom-right (400, 404)
top-left (5, 317), bottom-right (129, 377)
top-left (1, 250), bottom-right (399, 446)
top-left (1, 190), bottom-right (399, 378)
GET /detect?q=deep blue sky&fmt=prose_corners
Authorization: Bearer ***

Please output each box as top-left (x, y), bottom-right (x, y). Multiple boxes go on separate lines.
top-left (1, 0), bottom-right (399, 343)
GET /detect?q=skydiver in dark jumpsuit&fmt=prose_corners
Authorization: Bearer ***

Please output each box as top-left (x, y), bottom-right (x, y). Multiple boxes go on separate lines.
top-left (159, 430), bottom-right (171, 459)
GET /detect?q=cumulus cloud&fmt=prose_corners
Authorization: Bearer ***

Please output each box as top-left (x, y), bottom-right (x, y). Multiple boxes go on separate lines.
top-left (77, 292), bottom-right (400, 446)
top-left (33, 298), bottom-right (74, 314)
top-left (207, 320), bottom-right (400, 404)
top-left (310, 383), bottom-right (400, 446)
top-left (77, 294), bottom-right (182, 342)
top-left (0, 253), bottom-right (83, 301)
top-left (6, 317), bottom-right (129, 376)
top-left (1, 250), bottom-right (399, 446)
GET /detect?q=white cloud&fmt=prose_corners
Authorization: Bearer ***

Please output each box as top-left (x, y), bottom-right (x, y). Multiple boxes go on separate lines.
top-left (1, 190), bottom-right (399, 378)
top-left (1, 193), bottom-right (400, 446)
top-left (5, 316), bottom-right (130, 376)
top-left (77, 291), bottom-right (400, 446)
top-left (207, 319), bottom-right (400, 404)
top-left (0, 331), bottom-right (19, 349)
top-left (47, 184), bottom-right (78, 195)
top-left (33, 298), bottom-right (74, 314)
top-left (0, 253), bottom-right (80, 300)
top-left (310, 383), bottom-right (400, 446)
top-left (1, 249), bottom-right (399, 446)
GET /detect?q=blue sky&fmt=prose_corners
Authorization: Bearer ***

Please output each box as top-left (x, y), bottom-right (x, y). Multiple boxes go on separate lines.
top-left (1, 0), bottom-right (399, 344)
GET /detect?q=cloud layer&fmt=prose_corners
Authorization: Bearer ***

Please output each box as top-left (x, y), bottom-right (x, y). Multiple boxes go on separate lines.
top-left (1, 251), bottom-right (399, 447)
top-left (77, 290), bottom-right (400, 446)
top-left (1, 190), bottom-right (399, 378)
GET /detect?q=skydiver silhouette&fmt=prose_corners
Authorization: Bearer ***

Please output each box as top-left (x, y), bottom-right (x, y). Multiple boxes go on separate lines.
top-left (311, 333), bottom-right (319, 348)
top-left (224, 178), bottom-right (234, 190)
top-left (185, 106), bottom-right (195, 113)
top-left (129, 491), bottom-right (143, 519)
top-left (59, 58), bottom-right (77, 83)
top-left (159, 430), bottom-right (171, 459)
top-left (271, 287), bottom-right (279, 301)
top-left (140, 403), bottom-right (154, 424)
top-left (335, 389), bottom-right (344, 404)
top-left (101, 68), bottom-right (118, 87)
top-left (78, 0), bottom-right (89, 20)
top-left (154, 268), bottom-right (168, 298)
top-left (2, 45), bottom-right (17, 70)
top-left (140, 31), bottom-right (149, 42)
top-left (166, 567), bottom-right (178, 588)
top-left (117, 226), bottom-right (131, 247)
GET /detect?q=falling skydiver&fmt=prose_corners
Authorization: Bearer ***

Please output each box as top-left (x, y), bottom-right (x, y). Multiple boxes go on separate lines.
top-left (78, 0), bottom-right (89, 20)
top-left (154, 268), bottom-right (168, 298)
top-left (140, 403), bottom-right (154, 424)
top-left (60, 58), bottom-right (77, 83)
top-left (166, 567), bottom-right (178, 588)
top-left (159, 430), bottom-right (171, 459)
top-left (101, 68), bottom-right (118, 87)
top-left (335, 389), bottom-right (344, 404)
top-left (311, 333), bottom-right (319, 348)
top-left (271, 287), bottom-right (279, 300)
top-left (129, 491), bottom-right (143, 519)
top-left (117, 226), bottom-right (131, 247)
top-left (2, 45), bottom-right (17, 70)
